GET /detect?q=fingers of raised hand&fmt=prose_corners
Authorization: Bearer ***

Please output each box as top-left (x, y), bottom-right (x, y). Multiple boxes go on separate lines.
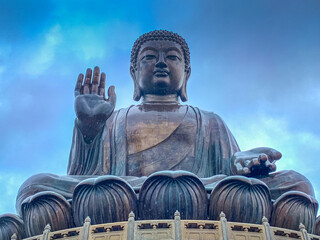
top-left (99, 72), bottom-right (106, 98)
top-left (83, 68), bottom-right (93, 94)
top-left (75, 73), bottom-right (84, 97)
top-left (107, 85), bottom-right (116, 107)
top-left (91, 66), bottom-right (100, 94)
top-left (75, 67), bottom-right (108, 97)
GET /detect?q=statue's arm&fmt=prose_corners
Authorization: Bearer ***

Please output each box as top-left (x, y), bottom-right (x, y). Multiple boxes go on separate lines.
top-left (68, 67), bottom-right (116, 175)
top-left (206, 112), bottom-right (240, 176)
top-left (210, 113), bottom-right (281, 177)
top-left (74, 66), bottom-right (116, 143)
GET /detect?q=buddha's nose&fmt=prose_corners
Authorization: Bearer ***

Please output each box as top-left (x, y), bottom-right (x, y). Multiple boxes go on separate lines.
top-left (155, 53), bottom-right (167, 68)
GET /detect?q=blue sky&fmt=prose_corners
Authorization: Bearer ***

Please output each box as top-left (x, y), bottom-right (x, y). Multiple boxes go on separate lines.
top-left (0, 0), bottom-right (320, 215)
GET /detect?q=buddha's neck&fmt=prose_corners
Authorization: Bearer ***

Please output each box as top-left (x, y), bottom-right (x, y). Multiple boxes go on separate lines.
top-left (142, 94), bottom-right (180, 104)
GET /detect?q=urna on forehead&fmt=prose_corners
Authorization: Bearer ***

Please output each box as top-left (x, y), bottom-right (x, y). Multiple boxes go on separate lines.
top-left (130, 30), bottom-right (191, 70)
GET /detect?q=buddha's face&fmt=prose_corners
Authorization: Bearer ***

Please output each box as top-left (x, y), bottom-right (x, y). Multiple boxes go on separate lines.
top-left (131, 40), bottom-right (190, 97)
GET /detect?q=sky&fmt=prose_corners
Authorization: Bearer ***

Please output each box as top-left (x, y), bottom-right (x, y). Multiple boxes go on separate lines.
top-left (0, 0), bottom-right (320, 215)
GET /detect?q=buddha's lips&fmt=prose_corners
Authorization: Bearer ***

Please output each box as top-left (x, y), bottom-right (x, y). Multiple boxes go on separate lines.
top-left (153, 70), bottom-right (169, 77)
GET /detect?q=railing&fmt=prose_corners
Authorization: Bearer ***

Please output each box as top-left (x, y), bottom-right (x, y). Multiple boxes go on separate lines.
top-left (17, 211), bottom-right (320, 240)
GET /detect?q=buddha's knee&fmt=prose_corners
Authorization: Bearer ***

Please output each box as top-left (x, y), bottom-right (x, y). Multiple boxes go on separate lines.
top-left (138, 171), bottom-right (208, 220)
top-left (16, 173), bottom-right (62, 214)
top-left (208, 176), bottom-right (272, 224)
top-left (72, 176), bottom-right (137, 226)
top-left (18, 173), bottom-right (61, 193)
top-left (271, 191), bottom-right (318, 233)
top-left (262, 170), bottom-right (315, 199)
top-left (21, 191), bottom-right (73, 238)
top-left (0, 214), bottom-right (25, 240)
top-left (280, 170), bottom-right (315, 197)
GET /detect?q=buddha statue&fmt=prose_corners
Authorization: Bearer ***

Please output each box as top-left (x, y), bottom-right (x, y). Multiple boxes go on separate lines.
top-left (1, 30), bottom-right (318, 239)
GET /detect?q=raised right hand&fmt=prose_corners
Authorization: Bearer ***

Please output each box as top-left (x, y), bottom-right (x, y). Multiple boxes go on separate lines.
top-left (75, 66), bottom-right (116, 140)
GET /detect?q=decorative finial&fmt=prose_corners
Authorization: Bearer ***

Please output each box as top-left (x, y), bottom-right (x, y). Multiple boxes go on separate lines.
top-left (262, 216), bottom-right (268, 223)
top-left (11, 233), bottom-right (17, 240)
top-left (44, 224), bottom-right (51, 231)
top-left (220, 212), bottom-right (226, 218)
top-left (174, 210), bottom-right (181, 220)
top-left (85, 216), bottom-right (91, 223)
top-left (129, 211), bottom-right (135, 219)
top-left (174, 210), bottom-right (180, 217)
top-left (129, 211), bottom-right (135, 218)
top-left (299, 223), bottom-right (306, 230)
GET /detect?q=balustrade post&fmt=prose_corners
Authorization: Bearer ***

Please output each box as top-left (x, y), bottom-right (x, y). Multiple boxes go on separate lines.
top-left (41, 224), bottom-right (51, 240)
top-left (82, 216), bottom-right (91, 240)
top-left (127, 211), bottom-right (135, 240)
top-left (220, 212), bottom-right (229, 240)
top-left (174, 210), bottom-right (182, 240)
top-left (300, 223), bottom-right (311, 240)
top-left (10, 233), bottom-right (17, 240)
top-left (262, 216), bottom-right (273, 240)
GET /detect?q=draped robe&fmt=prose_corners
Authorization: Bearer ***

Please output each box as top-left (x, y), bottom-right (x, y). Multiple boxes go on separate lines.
top-left (67, 104), bottom-right (240, 177)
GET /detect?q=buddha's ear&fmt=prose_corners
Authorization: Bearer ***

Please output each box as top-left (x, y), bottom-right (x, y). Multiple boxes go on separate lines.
top-left (130, 65), bottom-right (142, 101)
top-left (180, 67), bottom-right (191, 102)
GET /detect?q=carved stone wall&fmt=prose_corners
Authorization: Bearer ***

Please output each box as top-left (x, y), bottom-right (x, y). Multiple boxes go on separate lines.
top-left (20, 212), bottom-right (320, 240)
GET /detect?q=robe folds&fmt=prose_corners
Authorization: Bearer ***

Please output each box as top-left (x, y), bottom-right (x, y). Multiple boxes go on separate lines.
top-left (67, 105), bottom-right (240, 178)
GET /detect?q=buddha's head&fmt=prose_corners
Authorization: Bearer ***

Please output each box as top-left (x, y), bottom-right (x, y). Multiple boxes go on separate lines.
top-left (130, 30), bottom-right (191, 102)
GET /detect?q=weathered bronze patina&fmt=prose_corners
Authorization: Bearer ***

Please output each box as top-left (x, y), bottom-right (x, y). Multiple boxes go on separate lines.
top-left (0, 30), bottom-right (318, 239)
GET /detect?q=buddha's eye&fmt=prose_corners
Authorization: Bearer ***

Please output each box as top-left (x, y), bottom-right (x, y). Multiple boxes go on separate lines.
top-left (166, 55), bottom-right (180, 61)
top-left (143, 55), bottom-right (156, 60)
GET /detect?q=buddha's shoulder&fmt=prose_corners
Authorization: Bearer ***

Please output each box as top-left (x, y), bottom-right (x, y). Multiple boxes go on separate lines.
top-left (187, 106), bottom-right (224, 121)
top-left (108, 105), bottom-right (224, 123)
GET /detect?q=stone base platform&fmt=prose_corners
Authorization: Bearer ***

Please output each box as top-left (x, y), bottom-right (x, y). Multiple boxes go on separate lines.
top-left (19, 212), bottom-right (319, 240)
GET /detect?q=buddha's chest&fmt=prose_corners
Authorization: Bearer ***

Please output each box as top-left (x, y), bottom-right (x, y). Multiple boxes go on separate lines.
top-left (126, 105), bottom-right (196, 155)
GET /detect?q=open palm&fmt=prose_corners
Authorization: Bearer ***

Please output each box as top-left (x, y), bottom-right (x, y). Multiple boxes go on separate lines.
top-left (74, 66), bottom-right (116, 141)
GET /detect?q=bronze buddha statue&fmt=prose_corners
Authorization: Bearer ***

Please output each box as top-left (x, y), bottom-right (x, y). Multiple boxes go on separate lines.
top-left (1, 30), bottom-right (318, 239)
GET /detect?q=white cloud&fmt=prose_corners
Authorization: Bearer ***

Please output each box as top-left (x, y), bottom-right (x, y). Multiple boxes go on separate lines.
top-left (24, 25), bottom-right (62, 76)
top-left (230, 114), bottom-right (320, 173)
top-left (68, 25), bottom-right (108, 60)
top-left (65, 21), bottom-right (140, 61)
top-left (298, 132), bottom-right (320, 149)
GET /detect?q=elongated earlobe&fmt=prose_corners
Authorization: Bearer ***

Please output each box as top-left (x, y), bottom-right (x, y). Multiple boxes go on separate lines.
top-left (180, 82), bottom-right (188, 102)
top-left (130, 66), bottom-right (142, 101)
top-left (133, 81), bottom-right (142, 101)
top-left (180, 67), bottom-right (191, 102)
